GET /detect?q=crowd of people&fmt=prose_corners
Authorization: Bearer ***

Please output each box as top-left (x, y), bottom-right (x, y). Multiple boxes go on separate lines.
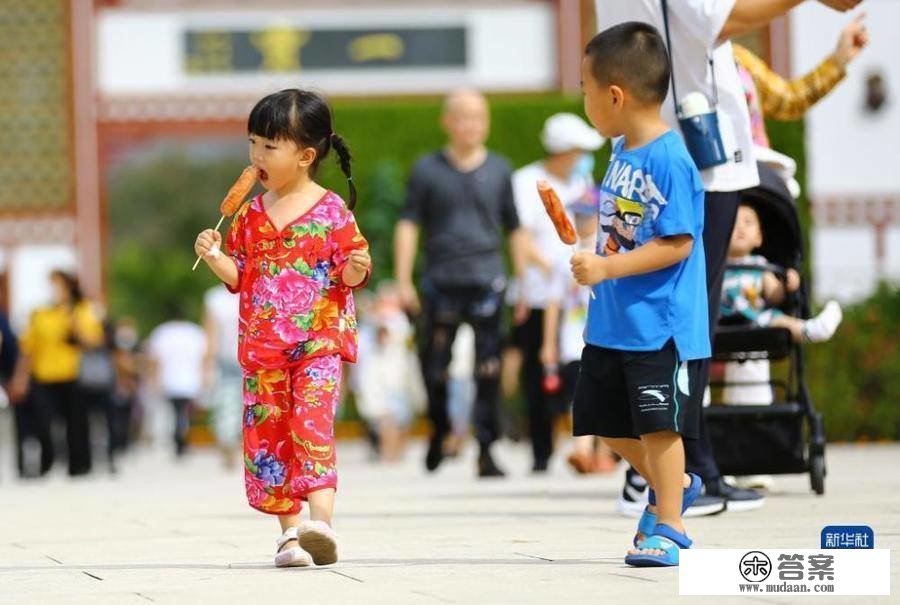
top-left (0, 0), bottom-right (867, 570)
top-left (0, 274), bottom-right (248, 477)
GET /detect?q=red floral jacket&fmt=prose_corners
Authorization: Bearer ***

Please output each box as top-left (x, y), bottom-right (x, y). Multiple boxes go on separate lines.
top-left (225, 191), bottom-right (370, 370)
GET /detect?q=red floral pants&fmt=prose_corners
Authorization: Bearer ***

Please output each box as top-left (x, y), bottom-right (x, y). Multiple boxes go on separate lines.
top-left (241, 354), bottom-right (341, 515)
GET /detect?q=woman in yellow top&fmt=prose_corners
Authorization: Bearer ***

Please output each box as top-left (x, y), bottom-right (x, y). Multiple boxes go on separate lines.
top-left (733, 12), bottom-right (869, 148)
top-left (11, 270), bottom-right (104, 476)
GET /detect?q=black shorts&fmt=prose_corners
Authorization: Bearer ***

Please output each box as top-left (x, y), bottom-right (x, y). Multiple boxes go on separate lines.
top-left (572, 340), bottom-right (702, 439)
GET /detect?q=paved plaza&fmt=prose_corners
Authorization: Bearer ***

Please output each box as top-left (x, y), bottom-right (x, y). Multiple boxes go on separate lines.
top-left (0, 432), bottom-right (896, 604)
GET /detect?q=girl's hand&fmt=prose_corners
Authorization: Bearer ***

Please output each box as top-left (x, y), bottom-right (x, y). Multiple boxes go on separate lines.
top-left (348, 248), bottom-right (371, 273)
top-left (342, 248), bottom-right (371, 287)
top-left (195, 229), bottom-right (222, 260)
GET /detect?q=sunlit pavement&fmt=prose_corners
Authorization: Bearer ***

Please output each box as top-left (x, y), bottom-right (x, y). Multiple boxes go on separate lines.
top-left (0, 433), bottom-right (897, 604)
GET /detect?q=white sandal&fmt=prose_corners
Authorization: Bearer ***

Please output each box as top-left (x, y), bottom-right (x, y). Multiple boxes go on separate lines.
top-left (297, 520), bottom-right (339, 566)
top-left (274, 527), bottom-right (313, 568)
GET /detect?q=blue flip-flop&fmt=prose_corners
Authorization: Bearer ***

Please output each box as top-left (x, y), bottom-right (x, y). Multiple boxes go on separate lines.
top-left (633, 473), bottom-right (702, 547)
top-left (625, 523), bottom-right (693, 567)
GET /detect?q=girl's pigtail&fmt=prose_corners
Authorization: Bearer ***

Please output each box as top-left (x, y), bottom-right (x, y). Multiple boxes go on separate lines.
top-left (330, 132), bottom-right (357, 210)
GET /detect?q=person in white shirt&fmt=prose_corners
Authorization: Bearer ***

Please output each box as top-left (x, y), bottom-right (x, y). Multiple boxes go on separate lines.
top-left (146, 309), bottom-right (207, 457)
top-left (352, 282), bottom-right (425, 463)
top-left (511, 113), bottom-right (603, 472)
top-left (202, 284), bottom-right (242, 468)
top-left (593, 0), bottom-right (861, 513)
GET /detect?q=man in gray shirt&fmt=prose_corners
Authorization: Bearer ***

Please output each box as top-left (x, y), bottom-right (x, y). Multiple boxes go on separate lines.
top-left (394, 89), bottom-right (527, 478)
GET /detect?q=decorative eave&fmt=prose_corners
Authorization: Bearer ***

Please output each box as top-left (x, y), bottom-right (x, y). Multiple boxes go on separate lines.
top-left (0, 212), bottom-right (76, 246)
top-left (98, 93), bottom-right (258, 123)
top-left (811, 195), bottom-right (900, 227)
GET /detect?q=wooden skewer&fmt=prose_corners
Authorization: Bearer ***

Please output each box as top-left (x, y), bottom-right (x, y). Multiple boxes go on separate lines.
top-left (572, 245), bottom-right (596, 300)
top-left (191, 214), bottom-right (226, 271)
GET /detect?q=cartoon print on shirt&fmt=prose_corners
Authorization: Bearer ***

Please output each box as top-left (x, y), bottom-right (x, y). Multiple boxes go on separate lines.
top-left (601, 197), bottom-right (645, 255)
top-left (595, 153), bottom-right (669, 257)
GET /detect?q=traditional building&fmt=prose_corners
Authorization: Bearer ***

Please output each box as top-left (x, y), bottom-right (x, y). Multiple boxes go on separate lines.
top-left (2, 0), bottom-right (797, 327)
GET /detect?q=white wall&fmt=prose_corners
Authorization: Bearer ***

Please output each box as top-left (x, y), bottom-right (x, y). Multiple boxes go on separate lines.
top-left (8, 246), bottom-right (78, 332)
top-left (97, 3), bottom-right (557, 96)
top-left (791, 1), bottom-right (900, 196)
top-left (791, 1), bottom-right (900, 301)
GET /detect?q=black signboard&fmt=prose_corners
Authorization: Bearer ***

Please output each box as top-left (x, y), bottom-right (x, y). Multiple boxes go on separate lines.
top-left (185, 27), bottom-right (467, 74)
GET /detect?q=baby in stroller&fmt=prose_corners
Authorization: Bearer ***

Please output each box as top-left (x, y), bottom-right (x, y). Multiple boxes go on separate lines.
top-left (722, 203), bottom-right (843, 343)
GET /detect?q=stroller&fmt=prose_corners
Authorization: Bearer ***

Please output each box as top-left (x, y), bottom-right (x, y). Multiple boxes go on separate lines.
top-left (704, 162), bottom-right (827, 495)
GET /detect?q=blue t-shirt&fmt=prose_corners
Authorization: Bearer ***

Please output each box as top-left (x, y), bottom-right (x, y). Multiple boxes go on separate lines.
top-left (586, 130), bottom-right (710, 361)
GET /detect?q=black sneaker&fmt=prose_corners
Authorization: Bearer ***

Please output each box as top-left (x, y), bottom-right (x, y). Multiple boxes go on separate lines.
top-left (425, 435), bottom-right (444, 473)
top-left (617, 467), bottom-right (727, 517)
top-left (478, 450), bottom-right (506, 478)
top-left (531, 458), bottom-right (549, 474)
top-left (616, 467), bottom-right (648, 517)
top-left (683, 494), bottom-right (727, 517)
top-left (705, 477), bottom-right (765, 512)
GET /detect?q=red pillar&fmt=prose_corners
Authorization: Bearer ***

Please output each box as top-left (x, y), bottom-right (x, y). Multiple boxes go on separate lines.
top-left (70, 0), bottom-right (103, 299)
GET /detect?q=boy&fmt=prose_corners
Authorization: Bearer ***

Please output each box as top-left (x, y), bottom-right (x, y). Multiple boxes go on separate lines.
top-left (571, 22), bottom-right (709, 567)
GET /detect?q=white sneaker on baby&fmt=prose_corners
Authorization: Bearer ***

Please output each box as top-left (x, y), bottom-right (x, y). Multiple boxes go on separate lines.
top-left (297, 520), bottom-right (339, 565)
top-left (274, 527), bottom-right (313, 568)
top-left (730, 474), bottom-right (774, 490)
top-left (803, 300), bottom-right (843, 343)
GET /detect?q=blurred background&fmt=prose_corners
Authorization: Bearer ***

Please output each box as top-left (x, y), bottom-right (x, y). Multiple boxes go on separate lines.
top-left (0, 0), bottom-right (897, 479)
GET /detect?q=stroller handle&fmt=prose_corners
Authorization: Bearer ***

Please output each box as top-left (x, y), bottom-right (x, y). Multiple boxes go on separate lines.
top-left (726, 261), bottom-right (789, 278)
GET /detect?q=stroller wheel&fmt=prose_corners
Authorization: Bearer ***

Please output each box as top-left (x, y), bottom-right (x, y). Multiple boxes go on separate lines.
top-left (810, 453), bottom-right (826, 496)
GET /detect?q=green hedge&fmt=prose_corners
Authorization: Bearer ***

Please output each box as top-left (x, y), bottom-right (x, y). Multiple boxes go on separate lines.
top-left (806, 284), bottom-right (900, 441)
top-left (107, 93), bottom-right (806, 326)
top-left (107, 93), bottom-right (596, 331)
top-left (109, 93), bottom-right (900, 441)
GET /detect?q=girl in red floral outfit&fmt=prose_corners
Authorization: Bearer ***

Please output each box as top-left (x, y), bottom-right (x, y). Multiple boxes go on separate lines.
top-left (195, 89), bottom-right (371, 568)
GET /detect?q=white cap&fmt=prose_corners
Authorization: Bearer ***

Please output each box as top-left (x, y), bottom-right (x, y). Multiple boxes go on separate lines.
top-left (540, 113), bottom-right (604, 154)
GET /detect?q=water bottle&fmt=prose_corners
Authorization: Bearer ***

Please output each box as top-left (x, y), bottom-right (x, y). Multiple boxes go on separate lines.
top-left (542, 363), bottom-right (561, 395)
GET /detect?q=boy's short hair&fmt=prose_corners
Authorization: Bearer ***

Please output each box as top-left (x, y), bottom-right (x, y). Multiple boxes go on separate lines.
top-left (585, 22), bottom-right (671, 106)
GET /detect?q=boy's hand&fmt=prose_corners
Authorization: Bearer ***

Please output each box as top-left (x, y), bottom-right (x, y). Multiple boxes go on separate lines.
top-left (342, 248), bottom-right (371, 287)
top-left (571, 251), bottom-right (609, 286)
top-left (195, 229), bottom-right (222, 260)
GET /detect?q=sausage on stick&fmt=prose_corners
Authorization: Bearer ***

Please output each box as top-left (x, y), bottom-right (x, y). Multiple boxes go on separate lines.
top-left (536, 180), bottom-right (595, 299)
top-left (191, 166), bottom-right (259, 271)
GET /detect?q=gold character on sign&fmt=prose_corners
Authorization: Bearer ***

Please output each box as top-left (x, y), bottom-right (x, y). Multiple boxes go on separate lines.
top-left (251, 27), bottom-right (310, 72)
top-left (186, 31), bottom-right (234, 73)
top-left (347, 33), bottom-right (405, 63)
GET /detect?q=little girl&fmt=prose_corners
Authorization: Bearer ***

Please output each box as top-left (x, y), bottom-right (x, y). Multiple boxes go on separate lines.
top-left (195, 88), bottom-right (371, 568)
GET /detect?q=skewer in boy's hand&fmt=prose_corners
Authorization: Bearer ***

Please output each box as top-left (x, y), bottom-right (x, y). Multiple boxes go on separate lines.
top-left (570, 251), bottom-right (609, 287)
top-left (342, 248), bottom-right (372, 287)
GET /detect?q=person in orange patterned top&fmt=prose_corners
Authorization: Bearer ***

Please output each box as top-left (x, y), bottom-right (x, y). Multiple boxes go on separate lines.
top-left (194, 89), bottom-right (371, 569)
top-left (733, 12), bottom-right (868, 148)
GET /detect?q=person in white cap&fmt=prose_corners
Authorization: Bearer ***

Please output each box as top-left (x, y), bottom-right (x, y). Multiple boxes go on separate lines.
top-left (509, 113), bottom-right (604, 472)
